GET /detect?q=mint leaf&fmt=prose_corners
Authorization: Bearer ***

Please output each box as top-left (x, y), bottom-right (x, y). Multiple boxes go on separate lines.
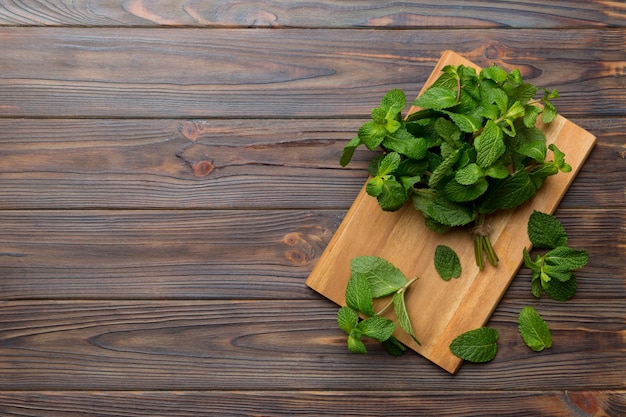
top-left (427, 196), bottom-right (476, 227)
top-left (515, 125), bottom-right (547, 162)
top-left (382, 336), bottom-right (407, 356)
top-left (449, 327), bottom-right (499, 363)
top-left (383, 129), bottom-right (427, 160)
top-left (381, 88), bottom-right (406, 117)
top-left (544, 274), bottom-right (577, 301)
top-left (442, 111), bottom-right (483, 133)
top-left (393, 292), bottom-right (419, 344)
top-left (544, 246), bottom-right (589, 270)
top-left (549, 143), bottom-right (572, 173)
top-left (377, 152), bottom-right (401, 176)
top-left (518, 306), bottom-right (552, 352)
top-left (340, 135), bottom-right (361, 167)
top-left (345, 273), bottom-right (374, 317)
top-left (455, 163), bottom-right (484, 185)
top-left (480, 65), bottom-right (508, 83)
top-left (413, 86), bottom-right (458, 110)
top-left (347, 329), bottom-right (367, 354)
top-left (377, 178), bottom-right (407, 211)
top-left (350, 256), bottom-right (407, 298)
top-left (443, 178), bottom-right (488, 203)
top-left (475, 120), bottom-right (505, 168)
top-left (357, 315), bottom-right (396, 342)
top-left (358, 121), bottom-right (387, 150)
top-left (479, 170), bottom-right (537, 213)
top-left (434, 245), bottom-right (462, 280)
top-left (337, 306), bottom-right (359, 334)
top-left (527, 211), bottom-right (568, 249)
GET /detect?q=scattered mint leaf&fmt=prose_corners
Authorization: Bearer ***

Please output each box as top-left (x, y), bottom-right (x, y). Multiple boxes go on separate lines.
top-left (345, 272), bottom-right (374, 317)
top-left (527, 210), bottom-right (568, 248)
top-left (350, 256), bottom-right (407, 298)
top-left (434, 245), bottom-right (462, 280)
top-left (357, 315), bottom-right (396, 342)
top-left (518, 306), bottom-right (552, 352)
top-left (449, 327), bottom-right (499, 363)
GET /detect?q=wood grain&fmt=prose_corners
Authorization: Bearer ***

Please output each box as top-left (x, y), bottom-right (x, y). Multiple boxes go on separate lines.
top-left (0, 0), bottom-right (623, 28)
top-left (0, 117), bottom-right (622, 210)
top-left (0, 390), bottom-right (624, 416)
top-left (306, 50), bottom-right (597, 373)
top-left (0, 209), bottom-right (622, 300)
top-left (0, 28), bottom-right (624, 118)
top-left (0, 299), bottom-right (623, 391)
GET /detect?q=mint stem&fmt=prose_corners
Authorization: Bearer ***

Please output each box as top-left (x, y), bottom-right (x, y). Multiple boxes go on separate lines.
top-left (473, 214), bottom-right (499, 269)
top-left (376, 277), bottom-right (419, 316)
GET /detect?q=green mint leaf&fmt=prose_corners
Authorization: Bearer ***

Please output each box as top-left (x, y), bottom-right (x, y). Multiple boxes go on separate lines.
top-left (455, 163), bottom-right (484, 185)
top-left (549, 143), bottom-right (572, 172)
top-left (480, 81), bottom-right (509, 114)
top-left (393, 292), bottom-right (420, 344)
top-left (413, 86), bottom-right (458, 110)
top-left (381, 335), bottom-right (407, 356)
top-left (377, 152), bottom-right (401, 176)
top-left (357, 315), bottom-right (396, 342)
top-left (340, 135), bottom-right (361, 167)
top-left (442, 110), bottom-right (483, 133)
top-left (543, 265), bottom-right (574, 282)
top-left (544, 274), bottom-right (577, 301)
top-left (358, 121), bottom-right (387, 150)
top-left (345, 273), bottom-right (375, 317)
top-left (428, 149), bottom-right (460, 188)
top-left (523, 247), bottom-right (541, 273)
top-left (376, 177), bottom-right (407, 211)
top-left (523, 104), bottom-right (542, 128)
top-left (531, 275), bottom-right (543, 298)
top-left (478, 170), bottom-right (537, 214)
top-left (366, 176), bottom-right (384, 197)
top-left (527, 211), bottom-right (568, 249)
top-left (350, 256), bottom-right (407, 299)
top-left (348, 329), bottom-right (367, 354)
top-left (475, 120), bottom-right (505, 168)
top-left (382, 128), bottom-right (427, 160)
top-left (449, 327), bottom-right (499, 363)
top-left (480, 65), bottom-right (508, 83)
top-left (544, 246), bottom-right (589, 270)
top-left (434, 245), bottom-right (462, 280)
top-left (427, 196), bottom-right (476, 227)
top-left (518, 306), bottom-right (552, 352)
top-left (434, 117), bottom-right (462, 147)
top-left (515, 125), bottom-right (547, 162)
top-left (443, 178), bottom-right (489, 203)
top-left (484, 162), bottom-right (509, 179)
top-left (381, 88), bottom-right (407, 116)
top-left (337, 306), bottom-right (359, 334)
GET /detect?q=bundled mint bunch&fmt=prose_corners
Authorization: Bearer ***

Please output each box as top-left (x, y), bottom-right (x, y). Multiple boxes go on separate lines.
top-left (341, 64), bottom-right (571, 269)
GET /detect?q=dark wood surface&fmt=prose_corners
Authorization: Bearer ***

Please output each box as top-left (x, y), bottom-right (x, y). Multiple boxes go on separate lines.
top-left (1, 1), bottom-right (624, 416)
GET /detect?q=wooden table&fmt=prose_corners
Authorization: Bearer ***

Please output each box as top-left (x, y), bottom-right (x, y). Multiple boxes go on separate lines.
top-left (1, 2), bottom-right (624, 415)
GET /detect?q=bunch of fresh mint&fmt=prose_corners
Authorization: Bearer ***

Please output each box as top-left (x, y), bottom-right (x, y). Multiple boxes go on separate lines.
top-left (523, 211), bottom-right (588, 300)
top-left (340, 64), bottom-right (571, 269)
top-left (337, 256), bottom-right (419, 355)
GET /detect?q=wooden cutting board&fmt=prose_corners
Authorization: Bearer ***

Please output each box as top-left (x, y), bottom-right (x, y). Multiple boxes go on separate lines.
top-left (306, 50), bottom-right (596, 373)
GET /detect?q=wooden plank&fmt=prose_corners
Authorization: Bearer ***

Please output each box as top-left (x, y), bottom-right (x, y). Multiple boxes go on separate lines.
top-left (0, 209), bottom-right (622, 300)
top-left (0, 28), bottom-right (624, 118)
top-left (0, 390), bottom-right (624, 416)
top-left (0, 118), bottom-right (622, 210)
top-left (0, 299), bottom-right (623, 391)
top-left (0, 1), bottom-right (623, 28)
top-left (306, 51), bottom-right (597, 373)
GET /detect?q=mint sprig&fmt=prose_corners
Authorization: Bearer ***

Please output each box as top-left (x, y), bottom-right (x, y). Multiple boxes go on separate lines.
top-left (523, 211), bottom-right (588, 301)
top-left (341, 63), bottom-right (568, 269)
top-left (337, 256), bottom-right (420, 354)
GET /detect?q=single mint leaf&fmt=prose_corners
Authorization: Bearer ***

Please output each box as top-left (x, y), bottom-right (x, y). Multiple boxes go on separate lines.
top-left (357, 315), bottom-right (396, 342)
top-left (427, 196), bottom-right (476, 227)
top-left (376, 177), bottom-right (407, 211)
top-left (434, 117), bottom-right (462, 147)
top-left (358, 121), bottom-right (387, 150)
top-left (382, 335), bottom-right (407, 356)
top-left (544, 246), bottom-right (589, 270)
top-left (478, 170), bottom-right (537, 214)
top-left (381, 88), bottom-right (406, 116)
top-left (518, 306), bottom-right (552, 352)
top-left (443, 178), bottom-right (489, 203)
top-left (515, 125), bottom-right (547, 162)
top-left (428, 149), bottom-right (460, 188)
top-left (347, 329), bottom-right (367, 354)
top-left (442, 111), bottom-right (482, 133)
top-left (449, 327), bottom-right (499, 363)
top-left (523, 247), bottom-right (541, 273)
top-left (475, 120), bottom-right (505, 168)
top-left (337, 306), bottom-right (359, 334)
top-left (527, 211), bottom-right (568, 249)
top-left (345, 273), bottom-right (374, 317)
top-left (393, 292), bottom-right (420, 344)
top-left (350, 256), bottom-right (407, 299)
top-left (455, 163), bottom-right (484, 185)
top-left (377, 152), bottom-right (401, 176)
top-left (413, 86), bottom-right (458, 110)
top-left (340, 136), bottom-right (361, 167)
top-left (366, 176), bottom-right (384, 197)
top-left (434, 245), bottom-right (462, 280)
top-left (523, 104), bottom-right (542, 128)
top-left (480, 65), bottom-right (508, 83)
top-left (549, 143), bottom-right (572, 173)
top-left (544, 274), bottom-right (577, 301)
top-left (383, 128), bottom-right (427, 160)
